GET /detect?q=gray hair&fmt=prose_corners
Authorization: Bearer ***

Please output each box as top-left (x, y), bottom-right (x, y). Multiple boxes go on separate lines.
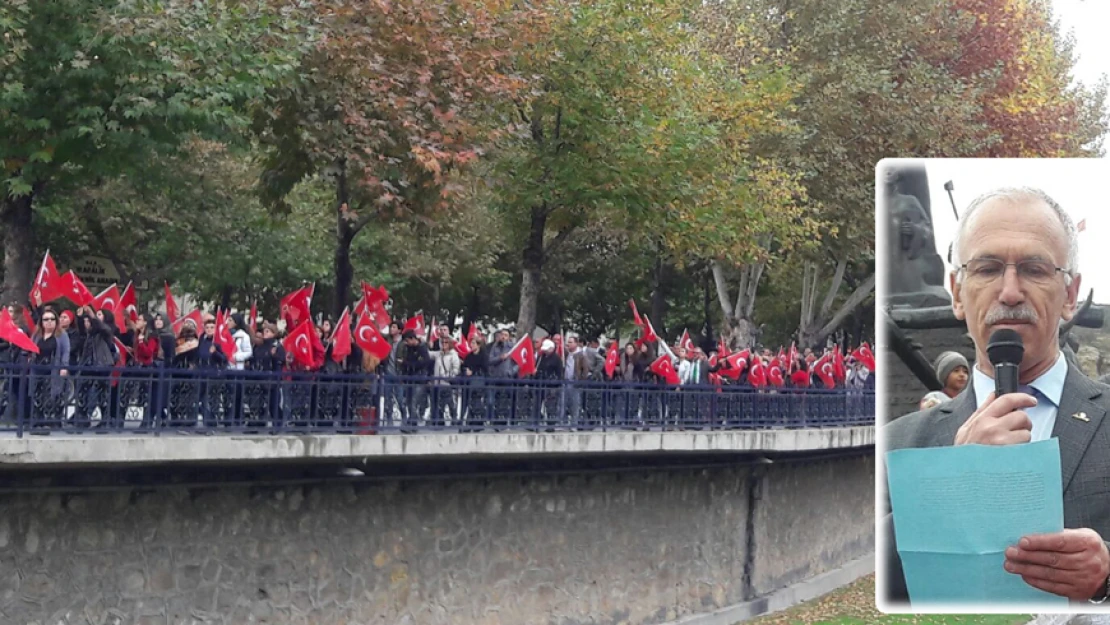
top-left (951, 187), bottom-right (1078, 284)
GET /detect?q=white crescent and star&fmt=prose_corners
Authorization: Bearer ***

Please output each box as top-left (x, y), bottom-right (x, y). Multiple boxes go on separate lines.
top-left (295, 334), bottom-right (309, 353)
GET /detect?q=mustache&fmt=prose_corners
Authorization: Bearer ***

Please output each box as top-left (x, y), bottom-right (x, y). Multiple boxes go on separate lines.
top-left (984, 304), bottom-right (1039, 325)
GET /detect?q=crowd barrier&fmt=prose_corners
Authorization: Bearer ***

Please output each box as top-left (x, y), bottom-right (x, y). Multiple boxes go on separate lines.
top-left (0, 363), bottom-right (875, 437)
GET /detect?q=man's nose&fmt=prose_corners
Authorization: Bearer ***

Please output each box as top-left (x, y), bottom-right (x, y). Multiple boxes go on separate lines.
top-left (997, 265), bottom-right (1026, 306)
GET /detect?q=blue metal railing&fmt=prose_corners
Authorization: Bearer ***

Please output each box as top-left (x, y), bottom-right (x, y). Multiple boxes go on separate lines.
top-left (0, 363), bottom-right (875, 437)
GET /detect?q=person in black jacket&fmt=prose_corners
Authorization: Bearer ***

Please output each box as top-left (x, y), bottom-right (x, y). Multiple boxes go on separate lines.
top-left (249, 322), bottom-right (285, 429)
top-left (197, 317), bottom-right (227, 428)
top-left (74, 308), bottom-right (118, 429)
top-left (460, 334), bottom-right (488, 431)
top-left (398, 330), bottom-right (432, 431)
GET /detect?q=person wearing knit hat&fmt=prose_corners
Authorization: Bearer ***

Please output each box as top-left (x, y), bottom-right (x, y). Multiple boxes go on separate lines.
top-left (933, 351), bottom-right (969, 399)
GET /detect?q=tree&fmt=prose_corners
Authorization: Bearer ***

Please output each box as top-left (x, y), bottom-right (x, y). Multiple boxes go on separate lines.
top-left (254, 0), bottom-right (529, 320)
top-left (0, 0), bottom-right (310, 304)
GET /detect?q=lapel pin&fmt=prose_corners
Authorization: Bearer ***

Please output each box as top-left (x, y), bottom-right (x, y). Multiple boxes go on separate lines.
top-left (1073, 412), bottom-right (1090, 422)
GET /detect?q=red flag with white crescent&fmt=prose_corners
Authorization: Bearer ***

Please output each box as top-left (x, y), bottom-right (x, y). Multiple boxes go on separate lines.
top-left (164, 282), bottom-right (179, 323)
top-left (280, 284), bottom-right (313, 326)
top-left (604, 341), bottom-right (620, 378)
top-left (719, 349), bottom-right (750, 380)
top-left (748, 359), bottom-right (767, 388)
top-left (0, 309), bottom-right (39, 354)
top-left (93, 284), bottom-right (121, 314)
top-left (649, 354), bottom-right (680, 385)
top-left (509, 335), bottom-right (537, 377)
top-left (403, 313), bottom-right (425, 337)
top-left (642, 314), bottom-right (659, 343)
top-left (851, 342), bottom-right (875, 372)
top-left (172, 309), bottom-right (204, 337)
top-left (282, 320), bottom-right (317, 367)
top-left (331, 308), bottom-right (352, 362)
top-left (679, 329), bottom-right (693, 353)
top-left (63, 271), bottom-right (95, 307)
top-left (354, 311), bottom-right (391, 360)
top-left (214, 309), bottom-right (237, 361)
top-left (29, 251), bottom-right (63, 307)
top-left (814, 353), bottom-right (836, 388)
top-left (120, 281), bottom-right (139, 325)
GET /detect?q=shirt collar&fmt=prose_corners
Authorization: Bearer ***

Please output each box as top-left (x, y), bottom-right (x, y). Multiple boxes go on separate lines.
top-left (972, 351), bottom-right (1067, 408)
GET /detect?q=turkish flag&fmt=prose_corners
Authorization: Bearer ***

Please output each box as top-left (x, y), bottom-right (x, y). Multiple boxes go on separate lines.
top-left (29, 251), bottom-right (64, 307)
top-left (283, 320), bottom-right (318, 367)
top-left (164, 282), bottom-right (179, 323)
top-left (788, 342), bottom-right (798, 373)
top-left (455, 330), bottom-right (471, 359)
top-left (834, 346), bottom-right (847, 383)
top-left (280, 284), bottom-right (313, 326)
top-left (467, 323), bottom-right (480, 343)
top-left (679, 329), bottom-right (694, 353)
top-left (642, 315), bottom-right (659, 343)
top-left (604, 341), bottom-right (620, 378)
top-left (63, 271), bottom-right (95, 307)
top-left (720, 349), bottom-right (750, 381)
top-left (403, 313), bottom-right (425, 337)
top-left (363, 283), bottom-right (389, 308)
top-left (120, 281), bottom-right (139, 325)
top-left (851, 342), bottom-right (875, 372)
top-left (768, 364), bottom-right (785, 387)
top-left (748, 360), bottom-right (767, 388)
top-left (718, 337), bottom-right (730, 359)
top-left (629, 299), bottom-right (644, 330)
top-left (354, 312), bottom-right (391, 360)
top-left (113, 336), bottom-right (131, 368)
top-left (553, 333), bottom-right (564, 360)
top-left (93, 284), bottom-right (121, 314)
top-left (331, 308), bottom-right (352, 362)
top-left (214, 309), bottom-right (236, 361)
top-left (649, 354), bottom-right (680, 385)
top-left (814, 353), bottom-right (836, 389)
top-left (173, 309), bottom-right (204, 337)
top-left (791, 369), bottom-right (811, 387)
top-left (22, 307), bottom-right (36, 336)
top-left (0, 309), bottom-right (39, 354)
top-left (509, 335), bottom-right (536, 377)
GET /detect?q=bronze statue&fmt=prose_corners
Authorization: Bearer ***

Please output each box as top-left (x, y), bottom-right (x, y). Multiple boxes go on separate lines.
top-left (883, 164), bottom-right (950, 308)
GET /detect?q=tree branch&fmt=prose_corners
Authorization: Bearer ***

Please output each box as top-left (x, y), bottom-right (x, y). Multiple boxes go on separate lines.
top-left (711, 260), bottom-right (736, 321)
top-left (734, 265), bottom-right (750, 316)
top-left (545, 224), bottom-right (578, 257)
top-left (813, 273), bottom-right (875, 343)
top-left (744, 261), bottom-right (765, 319)
top-left (818, 255), bottom-right (848, 320)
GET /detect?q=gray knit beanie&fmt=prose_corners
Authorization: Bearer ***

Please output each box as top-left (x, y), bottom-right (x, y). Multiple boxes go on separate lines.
top-left (934, 351), bottom-right (969, 387)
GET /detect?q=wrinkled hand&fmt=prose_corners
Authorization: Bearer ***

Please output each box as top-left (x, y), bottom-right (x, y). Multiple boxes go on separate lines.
top-left (954, 392), bottom-right (1037, 446)
top-left (1005, 530), bottom-right (1110, 600)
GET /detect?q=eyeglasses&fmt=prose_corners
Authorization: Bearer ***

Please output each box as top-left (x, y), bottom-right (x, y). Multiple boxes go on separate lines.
top-left (958, 258), bottom-right (1069, 285)
top-left (41, 317), bottom-right (56, 322)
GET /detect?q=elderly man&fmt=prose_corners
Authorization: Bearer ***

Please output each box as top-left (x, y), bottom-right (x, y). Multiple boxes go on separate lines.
top-left (883, 188), bottom-right (1110, 605)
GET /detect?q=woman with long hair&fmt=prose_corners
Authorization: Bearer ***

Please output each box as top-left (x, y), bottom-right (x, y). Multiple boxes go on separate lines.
top-left (131, 313), bottom-right (160, 429)
top-left (30, 309), bottom-right (71, 428)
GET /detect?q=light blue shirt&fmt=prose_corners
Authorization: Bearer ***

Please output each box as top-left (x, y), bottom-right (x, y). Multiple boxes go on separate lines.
top-left (971, 351), bottom-right (1067, 443)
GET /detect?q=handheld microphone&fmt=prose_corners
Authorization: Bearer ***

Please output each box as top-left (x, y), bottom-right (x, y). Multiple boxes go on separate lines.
top-left (986, 329), bottom-right (1024, 396)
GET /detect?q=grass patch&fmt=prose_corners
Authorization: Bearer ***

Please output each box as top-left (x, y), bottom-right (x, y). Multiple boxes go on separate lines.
top-left (742, 575), bottom-right (1031, 625)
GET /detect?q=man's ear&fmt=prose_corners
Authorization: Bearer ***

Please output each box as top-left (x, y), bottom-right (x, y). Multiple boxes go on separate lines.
top-left (950, 271), bottom-right (965, 321)
top-left (1062, 273), bottom-right (1083, 322)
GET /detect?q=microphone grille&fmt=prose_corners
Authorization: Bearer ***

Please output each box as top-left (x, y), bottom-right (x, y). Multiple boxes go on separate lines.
top-left (987, 328), bottom-right (1024, 366)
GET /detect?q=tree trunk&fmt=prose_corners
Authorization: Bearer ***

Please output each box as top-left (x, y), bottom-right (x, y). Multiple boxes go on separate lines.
top-left (800, 273), bottom-right (876, 347)
top-left (1, 192), bottom-right (35, 307)
top-left (650, 251), bottom-right (667, 339)
top-left (220, 285), bottom-right (233, 311)
top-left (334, 159), bottom-right (354, 321)
top-left (710, 260), bottom-right (762, 350)
top-left (703, 267), bottom-right (713, 347)
top-left (516, 203), bottom-right (547, 337)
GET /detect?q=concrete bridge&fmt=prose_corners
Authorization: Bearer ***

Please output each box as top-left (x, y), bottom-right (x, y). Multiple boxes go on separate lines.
top-left (0, 427), bottom-right (875, 625)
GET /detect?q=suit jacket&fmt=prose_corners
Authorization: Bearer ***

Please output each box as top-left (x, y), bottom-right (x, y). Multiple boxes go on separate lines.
top-left (881, 363), bottom-right (1110, 606)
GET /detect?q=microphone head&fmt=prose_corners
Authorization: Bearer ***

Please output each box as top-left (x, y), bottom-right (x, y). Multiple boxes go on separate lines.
top-left (987, 328), bottom-right (1024, 366)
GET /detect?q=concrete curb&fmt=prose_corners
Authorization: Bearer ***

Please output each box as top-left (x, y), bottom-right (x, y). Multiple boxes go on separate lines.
top-left (664, 554), bottom-right (875, 625)
top-left (0, 426), bottom-right (875, 467)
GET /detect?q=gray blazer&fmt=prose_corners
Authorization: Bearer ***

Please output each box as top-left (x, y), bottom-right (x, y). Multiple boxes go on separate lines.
top-left (881, 363), bottom-right (1110, 605)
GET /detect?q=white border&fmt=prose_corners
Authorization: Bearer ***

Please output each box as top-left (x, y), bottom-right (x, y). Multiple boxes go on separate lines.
top-left (873, 158), bottom-right (1110, 614)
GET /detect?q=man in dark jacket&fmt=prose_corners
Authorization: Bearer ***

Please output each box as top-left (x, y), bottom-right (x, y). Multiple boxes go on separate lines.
top-left (398, 330), bottom-right (433, 430)
top-left (197, 318), bottom-right (228, 427)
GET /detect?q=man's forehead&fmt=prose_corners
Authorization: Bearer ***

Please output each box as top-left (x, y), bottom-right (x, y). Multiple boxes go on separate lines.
top-left (962, 195), bottom-right (1067, 256)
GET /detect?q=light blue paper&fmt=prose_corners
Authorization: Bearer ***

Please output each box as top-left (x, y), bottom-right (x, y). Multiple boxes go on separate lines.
top-left (886, 439), bottom-right (1067, 606)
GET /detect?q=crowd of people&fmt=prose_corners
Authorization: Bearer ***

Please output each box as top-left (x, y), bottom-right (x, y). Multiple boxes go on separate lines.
top-left (0, 293), bottom-right (875, 432)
